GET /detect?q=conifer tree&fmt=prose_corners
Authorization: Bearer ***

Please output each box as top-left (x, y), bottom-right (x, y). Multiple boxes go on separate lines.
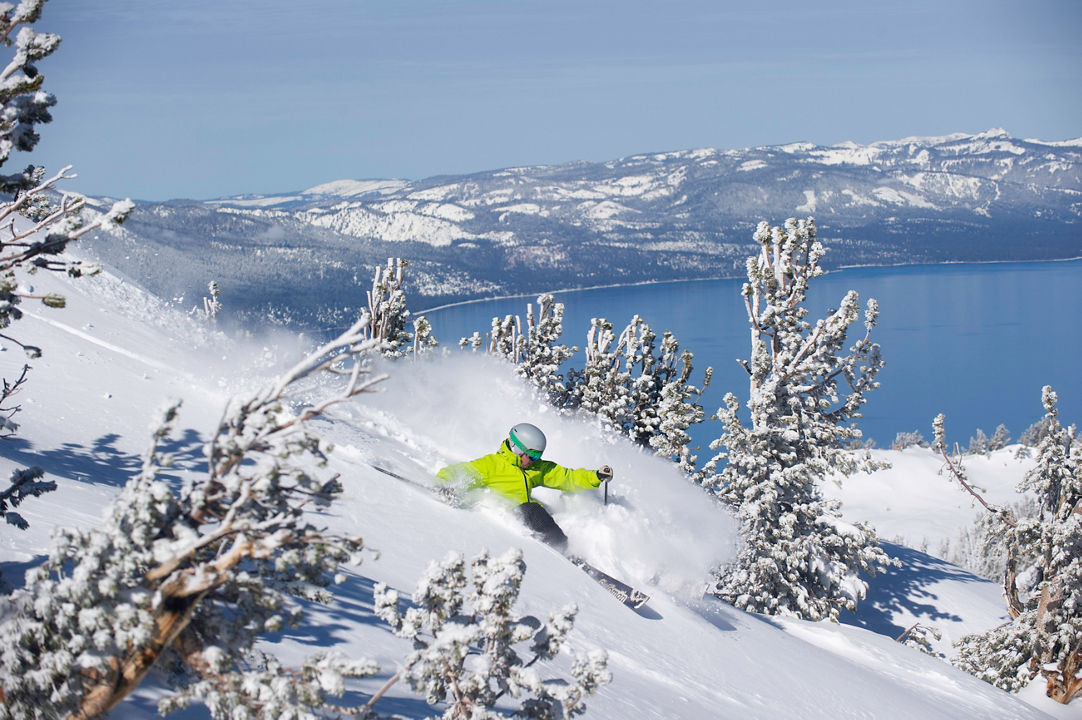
top-left (1, 0), bottom-right (57, 195)
top-left (0, 316), bottom-right (386, 719)
top-left (651, 350), bottom-right (711, 479)
top-left (487, 294), bottom-right (576, 405)
top-left (0, 0), bottom-right (132, 529)
top-left (567, 315), bottom-right (711, 476)
top-left (947, 387), bottom-right (1082, 705)
top-left (990, 423), bottom-right (1012, 451)
top-left (411, 314), bottom-right (438, 355)
top-left (573, 317), bottom-right (631, 433)
top-left (891, 429), bottom-right (927, 450)
top-left (704, 217), bottom-right (890, 621)
top-left (523, 294), bottom-right (577, 405)
top-left (622, 316), bottom-right (665, 447)
top-left (0, 0), bottom-right (133, 349)
top-left (488, 312), bottom-right (523, 363)
top-left (194, 279), bottom-right (222, 323)
top-left (967, 424), bottom-right (1010, 456)
top-left (374, 549), bottom-right (611, 719)
top-left (362, 257), bottom-right (437, 358)
top-left (629, 324), bottom-right (711, 478)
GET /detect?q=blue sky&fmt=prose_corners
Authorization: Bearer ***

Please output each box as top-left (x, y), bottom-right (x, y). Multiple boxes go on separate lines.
top-left (22, 0), bottom-right (1082, 201)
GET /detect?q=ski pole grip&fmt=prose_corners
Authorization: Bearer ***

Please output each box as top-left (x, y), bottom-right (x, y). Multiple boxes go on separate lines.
top-left (597, 465), bottom-right (612, 505)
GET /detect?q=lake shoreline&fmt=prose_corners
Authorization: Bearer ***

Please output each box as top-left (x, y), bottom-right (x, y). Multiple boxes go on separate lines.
top-left (415, 255), bottom-right (1082, 315)
top-left (421, 258), bottom-right (1082, 446)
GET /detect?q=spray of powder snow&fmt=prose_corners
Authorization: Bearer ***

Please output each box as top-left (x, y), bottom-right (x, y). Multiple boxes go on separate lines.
top-left (332, 352), bottom-right (738, 599)
top-left (29, 257), bottom-right (736, 598)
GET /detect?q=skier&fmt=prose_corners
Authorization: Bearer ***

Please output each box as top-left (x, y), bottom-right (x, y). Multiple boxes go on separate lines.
top-left (437, 422), bottom-right (613, 552)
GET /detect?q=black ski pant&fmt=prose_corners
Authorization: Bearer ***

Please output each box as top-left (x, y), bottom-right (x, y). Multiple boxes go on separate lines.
top-left (517, 501), bottom-right (568, 553)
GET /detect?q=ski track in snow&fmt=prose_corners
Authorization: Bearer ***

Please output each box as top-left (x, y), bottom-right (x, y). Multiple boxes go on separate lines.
top-left (23, 308), bottom-right (177, 373)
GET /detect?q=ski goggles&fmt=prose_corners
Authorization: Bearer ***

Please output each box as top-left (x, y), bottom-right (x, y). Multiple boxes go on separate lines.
top-left (509, 431), bottom-right (543, 460)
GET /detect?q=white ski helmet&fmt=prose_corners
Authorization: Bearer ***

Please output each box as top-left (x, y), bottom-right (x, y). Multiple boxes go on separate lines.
top-left (508, 422), bottom-right (546, 460)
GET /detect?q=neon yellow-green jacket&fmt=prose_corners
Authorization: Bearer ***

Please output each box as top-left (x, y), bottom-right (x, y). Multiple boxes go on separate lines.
top-left (437, 440), bottom-right (601, 506)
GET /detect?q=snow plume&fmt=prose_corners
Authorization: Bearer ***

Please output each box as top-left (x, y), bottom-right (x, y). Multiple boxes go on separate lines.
top-left (324, 351), bottom-right (738, 600)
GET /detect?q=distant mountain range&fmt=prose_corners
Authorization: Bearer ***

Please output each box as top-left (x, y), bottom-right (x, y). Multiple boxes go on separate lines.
top-left (80, 128), bottom-right (1082, 331)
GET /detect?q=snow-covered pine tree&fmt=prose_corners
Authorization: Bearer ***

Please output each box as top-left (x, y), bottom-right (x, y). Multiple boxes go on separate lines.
top-left (1019, 417), bottom-right (1053, 451)
top-left (487, 294), bottom-right (577, 406)
top-left (374, 548), bottom-right (611, 719)
top-left (703, 217), bottom-right (891, 621)
top-left (0, 0), bottom-right (132, 530)
top-left (891, 429), bottom-right (928, 450)
top-left (1, 0), bottom-right (57, 196)
top-left (412, 314), bottom-right (438, 354)
top-left (571, 317), bottom-right (631, 434)
top-left (652, 355), bottom-right (710, 480)
top-left (458, 330), bottom-right (485, 351)
top-left (619, 316), bottom-right (659, 443)
top-left (0, 315), bottom-right (388, 719)
top-left (0, 0), bottom-right (133, 351)
top-left (363, 257), bottom-right (437, 357)
top-left (521, 294), bottom-right (577, 405)
top-left (194, 279), bottom-right (222, 323)
top-left (633, 326), bottom-right (711, 479)
top-left (948, 387), bottom-right (1082, 705)
top-left (488, 312), bottom-right (523, 363)
top-left (566, 315), bottom-right (711, 477)
top-left (967, 428), bottom-right (992, 455)
top-left (966, 424), bottom-right (1010, 456)
top-left (624, 316), bottom-right (683, 449)
top-left (990, 423), bottom-right (1011, 451)
top-left (617, 316), bottom-right (712, 476)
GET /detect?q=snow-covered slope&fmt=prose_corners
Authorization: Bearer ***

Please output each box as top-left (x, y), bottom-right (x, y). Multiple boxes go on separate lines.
top-left (0, 260), bottom-right (1074, 719)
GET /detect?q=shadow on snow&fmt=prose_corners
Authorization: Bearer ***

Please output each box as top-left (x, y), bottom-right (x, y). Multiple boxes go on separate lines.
top-left (840, 541), bottom-right (988, 639)
top-left (0, 427), bottom-right (207, 490)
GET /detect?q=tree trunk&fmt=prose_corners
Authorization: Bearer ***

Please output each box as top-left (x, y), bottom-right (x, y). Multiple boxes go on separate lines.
top-left (1044, 637), bottom-right (1082, 705)
top-left (1002, 551), bottom-right (1024, 619)
top-left (68, 586), bottom-right (205, 720)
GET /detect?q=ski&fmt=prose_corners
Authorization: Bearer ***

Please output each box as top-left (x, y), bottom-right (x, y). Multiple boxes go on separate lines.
top-left (371, 464), bottom-right (649, 610)
top-left (567, 556), bottom-right (650, 610)
top-left (371, 463), bottom-right (428, 489)
top-left (371, 464), bottom-right (459, 504)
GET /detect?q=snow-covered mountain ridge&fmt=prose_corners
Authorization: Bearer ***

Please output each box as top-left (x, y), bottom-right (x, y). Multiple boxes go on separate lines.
top-left (0, 250), bottom-right (1073, 719)
top-left (79, 129), bottom-right (1082, 330)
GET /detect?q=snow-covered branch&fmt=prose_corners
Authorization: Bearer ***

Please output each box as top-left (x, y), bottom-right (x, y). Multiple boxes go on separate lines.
top-left (933, 414), bottom-right (1017, 529)
top-left (951, 387), bottom-right (1082, 705)
top-left (373, 549), bottom-right (611, 718)
top-left (0, 313), bottom-right (389, 719)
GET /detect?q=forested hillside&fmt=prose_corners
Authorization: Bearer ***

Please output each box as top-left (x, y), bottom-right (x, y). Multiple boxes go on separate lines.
top-left (77, 130), bottom-right (1082, 331)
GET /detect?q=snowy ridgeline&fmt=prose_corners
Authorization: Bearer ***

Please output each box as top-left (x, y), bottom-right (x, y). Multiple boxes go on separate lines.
top-left (0, 263), bottom-right (1073, 719)
top-left (76, 128), bottom-right (1082, 329)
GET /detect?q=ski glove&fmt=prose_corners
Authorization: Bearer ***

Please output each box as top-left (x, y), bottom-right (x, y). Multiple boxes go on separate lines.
top-left (597, 465), bottom-right (613, 482)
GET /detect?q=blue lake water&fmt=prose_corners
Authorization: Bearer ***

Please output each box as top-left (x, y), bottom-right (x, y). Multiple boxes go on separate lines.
top-left (421, 259), bottom-right (1081, 449)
